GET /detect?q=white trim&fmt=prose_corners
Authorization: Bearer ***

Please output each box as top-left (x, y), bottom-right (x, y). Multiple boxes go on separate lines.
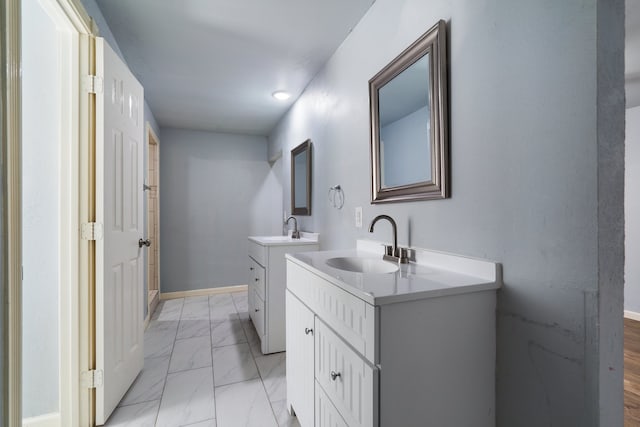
top-left (2, 0), bottom-right (23, 424)
top-left (624, 310), bottom-right (640, 322)
top-left (146, 122), bottom-right (160, 147)
top-left (22, 412), bottom-right (61, 427)
top-left (41, 3), bottom-right (80, 427)
top-left (160, 285), bottom-right (248, 300)
top-left (52, 0), bottom-right (94, 34)
top-left (144, 312), bottom-right (151, 330)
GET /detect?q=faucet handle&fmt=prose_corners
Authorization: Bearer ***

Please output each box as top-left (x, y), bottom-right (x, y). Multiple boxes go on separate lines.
top-left (396, 247), bottom-right (409, 264)
top-left (383, 245), bottom-right (394, 257)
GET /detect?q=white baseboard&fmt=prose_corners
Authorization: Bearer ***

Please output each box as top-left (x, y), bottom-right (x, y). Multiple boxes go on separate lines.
top-left (23, 413), bottom-right (60, 427)
top-left (144, 312), bottom-right (151, 330)
top-left (160, 285), bottom-right (248, 300)
top-left (625, 310), bottom-right (640, 321)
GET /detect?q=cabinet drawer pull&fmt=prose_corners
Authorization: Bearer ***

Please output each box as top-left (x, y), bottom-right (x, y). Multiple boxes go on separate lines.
top-left (249, 267), bottom-right (254, 271)
top-left (255, 308), bottom-right (260, 312)
top-left (304, 327), bottom-right (313, 335)
top-left (255, 278), bottom-right (259, 282)
top-left (330, 371), bottom-right (341, 381)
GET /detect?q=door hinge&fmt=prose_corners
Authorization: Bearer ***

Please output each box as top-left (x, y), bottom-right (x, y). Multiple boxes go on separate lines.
top-left (81, 369), bottom-right (104, 388)
top-left (81, 222), bottom-right (104, 241)
top-left (84, 75), bottom-right (104, 94)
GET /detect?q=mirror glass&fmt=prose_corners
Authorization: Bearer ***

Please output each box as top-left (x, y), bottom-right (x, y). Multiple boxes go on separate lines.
top-left (291, 139), bottom-right (312, 215)
top-left (378, 54), bottom-right (431, 188)
top-left (294, 150), bottom-right (307, 207)
top-left (370, 20), bottom-right (449, 203)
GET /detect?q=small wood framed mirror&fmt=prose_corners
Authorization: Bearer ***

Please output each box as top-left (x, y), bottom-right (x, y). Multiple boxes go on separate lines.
top-left (291, 139), bottom-right (312, 215)
top-left (369, 20), bottom-right (449, 203)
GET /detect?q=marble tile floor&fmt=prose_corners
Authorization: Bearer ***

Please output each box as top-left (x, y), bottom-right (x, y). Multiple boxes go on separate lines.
top-left (105, 291), bottom-right (300, 427)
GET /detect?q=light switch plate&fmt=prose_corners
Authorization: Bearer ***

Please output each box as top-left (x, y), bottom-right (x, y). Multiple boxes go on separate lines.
top-left (355, 207), bottom-right (363, 228)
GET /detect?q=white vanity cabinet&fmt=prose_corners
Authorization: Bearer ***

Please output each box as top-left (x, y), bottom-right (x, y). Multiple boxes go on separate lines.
top-left (285, 242), bottom-right (501, 427)
top-left (247, 235), bottom-right (319, 354)
top-left (287, 289), bottom-right (371, 427)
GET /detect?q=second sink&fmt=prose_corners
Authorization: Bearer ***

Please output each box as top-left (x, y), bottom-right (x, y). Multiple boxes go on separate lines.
top-left (326, 256), bottom-right (399, 274)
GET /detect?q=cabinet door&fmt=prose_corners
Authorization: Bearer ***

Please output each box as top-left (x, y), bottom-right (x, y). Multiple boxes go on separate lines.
top-left (249, 288), bottom-right (265, 338)
top-left (315, 319), bottom-right (377, 427)
top-left (286, 290), bottom-right (315, 427)
top-left (248, 258), bottom-right (255, 317)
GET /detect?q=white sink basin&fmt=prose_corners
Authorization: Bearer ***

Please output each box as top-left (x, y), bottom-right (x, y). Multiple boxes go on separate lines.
top-left (325, 257), bottom-right (399, 274)
top-left (260, 236), bottom-right (298, 242)
top-left (249, 235), bottom-right (318, 245)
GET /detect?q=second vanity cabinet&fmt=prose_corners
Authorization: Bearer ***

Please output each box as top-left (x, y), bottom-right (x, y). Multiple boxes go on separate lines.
top-left (247, 234), bottom-right (318, 354)
top-left (285, 243), bottom-right (501, 427)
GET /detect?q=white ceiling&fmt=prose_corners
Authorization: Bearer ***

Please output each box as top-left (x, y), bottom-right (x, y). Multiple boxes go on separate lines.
top-left (628, 0), bottom-right (640, 108)
top-left (96, 0), bottom-right (376, 135)
top-left (97, 0), bottom-right (640, 132)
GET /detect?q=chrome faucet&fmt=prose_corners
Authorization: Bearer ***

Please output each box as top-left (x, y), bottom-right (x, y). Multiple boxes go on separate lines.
top-left (286, 216), bottom-right (300, 239)
top-left (368, 214), bottom-right (408, 263)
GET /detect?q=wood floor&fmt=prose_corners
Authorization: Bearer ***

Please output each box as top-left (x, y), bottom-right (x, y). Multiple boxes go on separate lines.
top-left (625, 318), bottom-right (640, 425)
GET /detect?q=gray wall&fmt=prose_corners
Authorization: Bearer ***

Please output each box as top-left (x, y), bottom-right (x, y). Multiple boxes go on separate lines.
top-left (627, 105), bottom-right (640, 313)
top-left (144, 101), bottom-right (160, 137)
top-left (269, 0), bottom-right (623, 425)
top-left (160, 128), bottom-right (281, 293)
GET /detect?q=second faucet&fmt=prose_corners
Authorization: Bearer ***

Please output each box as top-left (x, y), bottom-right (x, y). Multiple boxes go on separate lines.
top-left (286, 216), bottom-right (300, 239)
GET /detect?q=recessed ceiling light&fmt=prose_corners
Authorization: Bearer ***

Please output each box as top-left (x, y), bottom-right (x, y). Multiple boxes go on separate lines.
top-left (272, 90), bottom-right (291, 101)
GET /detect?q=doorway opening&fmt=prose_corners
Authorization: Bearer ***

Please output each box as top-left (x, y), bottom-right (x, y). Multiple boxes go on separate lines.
top-left (147, 125), bottom-right (161, 319)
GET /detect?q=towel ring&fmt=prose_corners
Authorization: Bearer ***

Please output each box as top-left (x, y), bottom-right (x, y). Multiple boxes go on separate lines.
top-left (328, 185), bottom-right (344, 209)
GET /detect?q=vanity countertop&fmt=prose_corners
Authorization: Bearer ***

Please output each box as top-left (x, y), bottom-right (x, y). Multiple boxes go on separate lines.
top-left (249, 232), bottom-right (319, 247)
top-left (286, 240), bottom-right (502, 305)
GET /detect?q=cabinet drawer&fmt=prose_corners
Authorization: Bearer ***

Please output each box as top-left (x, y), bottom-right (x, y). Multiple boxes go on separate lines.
top-left (287, 260), bottom-right (377, 363)
top-left (316, 381), bottom-right (348, 427)
top-left (248, 240), bottom-right (266, 266)
top-left (315, 319), bottom-right (377, 427)
top-left (249, 288), bottom-right (265, 338)
top-left (249, 258), bottom-right (266, 300)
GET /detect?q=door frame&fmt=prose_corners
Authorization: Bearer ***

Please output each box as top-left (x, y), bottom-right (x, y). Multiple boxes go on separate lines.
top-left (1, 0), bottom-right (96, 426)
top-left (1, 0), bottom-right (23, 425)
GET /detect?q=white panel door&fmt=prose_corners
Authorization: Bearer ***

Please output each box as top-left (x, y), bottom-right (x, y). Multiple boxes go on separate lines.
top-left (286, 291), bottom-right (315, 427)
top-left (95, 38), bottom-right (144, 425)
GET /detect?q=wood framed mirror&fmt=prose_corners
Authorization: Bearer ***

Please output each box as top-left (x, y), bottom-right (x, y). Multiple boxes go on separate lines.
top-left (291, 139), bottom-right (312, 215)
top-left (369, 19), bottom-right (449, 203)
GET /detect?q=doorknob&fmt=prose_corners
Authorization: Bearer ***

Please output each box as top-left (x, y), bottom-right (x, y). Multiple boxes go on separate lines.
top-left (138, 238), bottom-right (151, 248)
